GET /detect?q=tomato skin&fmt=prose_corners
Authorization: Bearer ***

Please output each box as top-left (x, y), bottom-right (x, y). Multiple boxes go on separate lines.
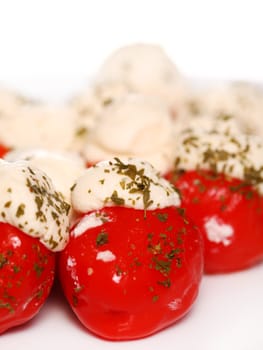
top-left (59, 206), bottom-right (203, 340)
top-left (0, 144), bottom-right (9, 158)
top-left (86, 161), bottom-right (95, 168)
top-left (0, 223), bottom-right (55, 334)
top-left (166, 170), bottom-right (263, 273)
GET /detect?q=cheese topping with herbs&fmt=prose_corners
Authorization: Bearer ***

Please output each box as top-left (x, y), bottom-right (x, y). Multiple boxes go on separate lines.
top-left (71, 158), bottom-right (181, 213)
top-left (0, 160), bottom-right (70, 251)
top-left (5, 148), bottom-right (86, 202)
top-left (83, 94), bottom-right (175, 174)
top-left (174, 128), bottom-right (263, 193)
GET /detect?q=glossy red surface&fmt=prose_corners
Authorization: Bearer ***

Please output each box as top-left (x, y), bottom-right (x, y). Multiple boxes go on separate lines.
top-left (166, 170), bottom-right (263, 273)
top-left (0, 223), bottom-right (55, 334)
top-left (0, 144), bottom-right (10, 158)
top-left (59, 206), bottom-right (203, 340)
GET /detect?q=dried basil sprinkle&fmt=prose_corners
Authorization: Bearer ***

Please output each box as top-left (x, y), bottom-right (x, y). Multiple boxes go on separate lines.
top-left (0, 254), bottom-right (8, 269)
top-left (33, 263), bottom-right (44, 278)
top-left (152, 295), bottom-right (159, 303)
top-left (103, 158), bottom-right (179, 214)
top-left (157, 278), bottom-right (171, 288)
top-left (75, 126), bottom-right (88, 137)
top-left (16, 204), bottom-right (25, 218)
top-left (110, 190), bottom-right (125, 205)
top-left (96, 232), bottom-right (109, 246)
top-left (70, 183), bottom-right (77, 192)
top-left (157, 213), bottom-right (168, 222)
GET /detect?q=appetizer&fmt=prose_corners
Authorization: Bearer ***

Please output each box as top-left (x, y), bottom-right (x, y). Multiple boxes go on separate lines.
top-left (59, 158), bottom-right (203, 340)
top-left (167, 125), bottom-right (263, 273)
top-left (0, 161), bottom-right (70, 334)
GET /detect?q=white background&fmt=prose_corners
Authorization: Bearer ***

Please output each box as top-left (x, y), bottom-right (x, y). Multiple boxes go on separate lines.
top-left (0, 1), bottom-right (263, 349)
top-left (0, 0), bottom-right (262, 100)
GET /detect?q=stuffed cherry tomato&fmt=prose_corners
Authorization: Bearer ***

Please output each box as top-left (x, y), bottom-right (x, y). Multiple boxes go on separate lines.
top-left (0, 223), bottom-right (55, 334)
top-left (59, 158), bottom-right (203, 340)
top-left (167, 128), bottom-right (263, 273)
top-left (0, 160), bottom-right (70, 333)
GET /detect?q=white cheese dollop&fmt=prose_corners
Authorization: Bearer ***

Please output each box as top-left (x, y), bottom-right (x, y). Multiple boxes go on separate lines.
top-left (174, 127), bottom-right (263, 194)
top-left (183, 82), bottom-right (263, 137)
top-left (0, 160), bottom-right (70, 251)
top-left (71, 80), bottom-right (130, 122)
top-left (70, 81), bottom-right (132, 152)
top-left (83, 94), bottom-right (175, 174)
top-left (96, 43), bottom-right (188, 106)
top-left (71, 158), bottom-right (181, 213)
top-left (0, 104), bottom-right (78, 152)
top-left (4, 148), bottom-right (86, 202)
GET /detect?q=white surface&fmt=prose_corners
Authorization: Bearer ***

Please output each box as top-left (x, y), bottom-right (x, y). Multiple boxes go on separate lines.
top-left (0, 1), bottom-right (263, 348)
top-left (1, 263), bottom-right (263, 350)
top-left (0, 0), bottom-right (263, 99)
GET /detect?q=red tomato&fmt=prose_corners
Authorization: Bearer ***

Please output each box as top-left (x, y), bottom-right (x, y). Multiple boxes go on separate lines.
top-left (166, 170), bottom-right (263, 273)
top-left (0, 223), bottom-right (55, 334)
top-left (86, 161), bottom-right (96, 168)
top-left (59, 206), bottom-right (203, 340)
top-left (0, 144), bottom-right (9, 158)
